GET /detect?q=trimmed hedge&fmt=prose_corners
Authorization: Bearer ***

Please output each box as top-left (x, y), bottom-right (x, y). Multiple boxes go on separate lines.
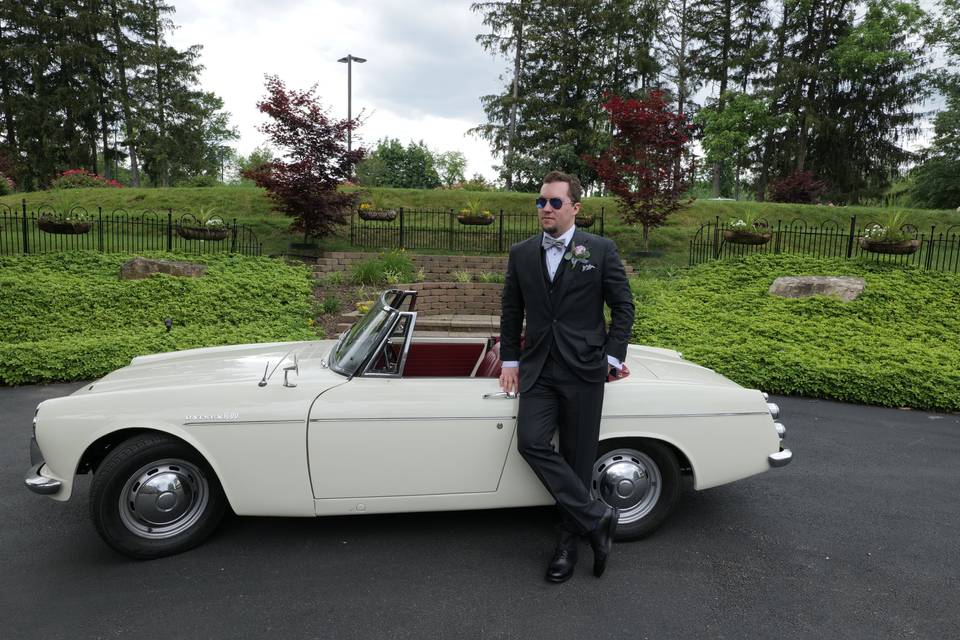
top-left (632, 254), bottom-right (960, 412)
top-left (0, 252), bottom-right (320, 384)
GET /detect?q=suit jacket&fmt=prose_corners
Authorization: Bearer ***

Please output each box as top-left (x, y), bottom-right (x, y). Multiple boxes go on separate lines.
top-left (500, 228), bottom-right (635, 393)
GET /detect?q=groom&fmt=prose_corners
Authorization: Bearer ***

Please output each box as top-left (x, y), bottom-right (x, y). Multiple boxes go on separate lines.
top-left (499, 170), bottom-right (635, 582)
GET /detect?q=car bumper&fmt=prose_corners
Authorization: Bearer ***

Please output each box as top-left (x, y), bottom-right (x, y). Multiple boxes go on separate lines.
top-left (26, 437), bottom-right (62, 495)
top-left (768, 448), bottom-right (793, 468)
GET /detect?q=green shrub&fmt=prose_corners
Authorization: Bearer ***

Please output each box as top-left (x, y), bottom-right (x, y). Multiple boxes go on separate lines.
top-left (0, 172), bottom-right (13, 195)
top-left (50, 169), bottom-right (123, 189)
top-left (318, 295), bottom-right (341, 315)
top-left (178, 174), bottom-right (220, 187)
top-left (350, 250), bottom-right (415, 285)
top-left (631, 254), bottom-right (960, 412)
top-left (477, 271), bottom-right (505, 283)
top-left (452, 270), bottom-right (472, 283)
top-left (0, 252), bottom-right (320, 384)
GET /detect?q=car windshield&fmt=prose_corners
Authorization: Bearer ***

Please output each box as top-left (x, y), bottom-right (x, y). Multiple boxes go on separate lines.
top-left (329, 292), bottom-right (397, 377)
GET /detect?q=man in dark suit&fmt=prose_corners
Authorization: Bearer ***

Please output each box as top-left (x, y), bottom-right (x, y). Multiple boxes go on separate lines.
top-left (499, 170), bottom-right (635, 583)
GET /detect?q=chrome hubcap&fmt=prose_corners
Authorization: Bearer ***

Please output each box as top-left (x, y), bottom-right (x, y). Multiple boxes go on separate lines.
top-left (592, 449), bottom-right (662, 524)
top-left (119, 459), bottom-right (209, 539)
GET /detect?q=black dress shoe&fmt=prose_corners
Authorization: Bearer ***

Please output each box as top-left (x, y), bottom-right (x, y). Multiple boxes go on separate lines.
top-left (545, 545), bottom-right (578, 583)
top-left (588, 506), bottom-right (619, 577)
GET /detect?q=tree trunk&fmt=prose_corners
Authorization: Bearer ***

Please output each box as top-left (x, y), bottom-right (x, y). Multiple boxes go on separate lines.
top-left (505, 3), bottom-right (523, 191)
top-left (109, 0), bottom-right (140, 186)
top-left (756, 0), bottom-right (792, 201)
top-left (711, 0), bottom-right (733, 198)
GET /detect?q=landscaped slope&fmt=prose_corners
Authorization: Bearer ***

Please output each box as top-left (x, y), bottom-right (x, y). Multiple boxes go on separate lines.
top-left (0, 252), bottom-right (320, 384)
top-left (631, 254), bottom-right (960, 412)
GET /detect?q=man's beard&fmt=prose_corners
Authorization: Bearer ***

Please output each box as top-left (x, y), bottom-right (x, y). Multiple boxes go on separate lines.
top-left (541, 221), bottom-right (558, 235)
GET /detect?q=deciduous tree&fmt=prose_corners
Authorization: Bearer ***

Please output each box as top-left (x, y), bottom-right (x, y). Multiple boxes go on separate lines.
top-left (586, 92), bottom-right (693, 251)
top-left (242, 75), bottom-right (363, 239)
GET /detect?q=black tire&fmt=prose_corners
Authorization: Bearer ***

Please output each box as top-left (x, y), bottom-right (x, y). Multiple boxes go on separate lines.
top-left (90, 433), bottom-right (226, 559)
top-left (592, 440), bottom-right (682, 541)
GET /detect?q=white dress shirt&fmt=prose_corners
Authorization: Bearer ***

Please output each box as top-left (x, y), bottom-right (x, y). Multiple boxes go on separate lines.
top-left (502, 225), bottom-right (622, 372)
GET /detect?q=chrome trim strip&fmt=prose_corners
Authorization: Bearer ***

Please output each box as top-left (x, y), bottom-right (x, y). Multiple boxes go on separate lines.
top-left (309, 415), bottom-right (517, 423)
top-left (184, 419), bottom-right (305, 426)
top-left (769, 449), bottom-right (792, 468)
top-left (603, 411), bottom-right (771, 419)
top-left (24, 463), bottom-right (62, 495)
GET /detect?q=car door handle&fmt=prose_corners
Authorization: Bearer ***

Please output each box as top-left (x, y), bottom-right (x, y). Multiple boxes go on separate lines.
top-left (483, 391), bottom-right (518, 399)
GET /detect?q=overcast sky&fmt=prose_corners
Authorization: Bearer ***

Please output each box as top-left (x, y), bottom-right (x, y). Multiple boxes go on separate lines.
top-left (169, 0), bottom-right (507, 180)
top-left (169, 1), bottom-right (945, 182)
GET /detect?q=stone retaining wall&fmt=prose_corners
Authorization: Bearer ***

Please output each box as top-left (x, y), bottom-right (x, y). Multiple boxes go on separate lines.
top-left (314, 251), bottom-right (633, 280)
top-left (400, 282), bottom-right (503, 315)
top-left (315, 252), bottom-right (506, 280)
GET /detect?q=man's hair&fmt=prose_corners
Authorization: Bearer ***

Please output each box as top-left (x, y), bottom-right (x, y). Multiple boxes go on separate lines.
top-left (542, 170), bottom-right (582, 203)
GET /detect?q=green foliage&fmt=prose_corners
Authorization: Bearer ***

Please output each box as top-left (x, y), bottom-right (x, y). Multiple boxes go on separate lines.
top-left (631, 254), bottom-right (960, 412)
top-left (0, 172), bottom-right (16, 195)
top-left (452, 270), bottom-right (473, 283)
top-left (178, 175), bottom-right (220, 188)
top-left (436, 151), bottom-right (467, 187)
top-left (350, 250), bottom-right (415, 285)
top-left (318, 295), bottom-right (341, 315)
top-left (477, 271), bottom-right (505, 283)
top-left (356, 138), bottom-right (441, 189)
top-left (0, 252), bottom-right (319, 384)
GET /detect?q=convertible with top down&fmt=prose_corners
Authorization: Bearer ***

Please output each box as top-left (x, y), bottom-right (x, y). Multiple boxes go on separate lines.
top-left (26, 289), bottom-right (792, 559)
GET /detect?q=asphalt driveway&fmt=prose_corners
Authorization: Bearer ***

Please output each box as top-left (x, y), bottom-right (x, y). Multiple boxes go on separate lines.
top-left (2, 384), bottom-right (958, 639)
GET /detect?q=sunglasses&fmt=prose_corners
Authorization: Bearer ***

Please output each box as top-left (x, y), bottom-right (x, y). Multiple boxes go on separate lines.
top-left (535, 197), bottom-right (573, 209)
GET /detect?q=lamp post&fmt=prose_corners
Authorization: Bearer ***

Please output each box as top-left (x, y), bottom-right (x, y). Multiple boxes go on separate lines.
top-left (337, 54), bottom-right (366, 158)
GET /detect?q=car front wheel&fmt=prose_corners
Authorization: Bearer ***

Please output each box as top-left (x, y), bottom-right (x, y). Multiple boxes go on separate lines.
top-left (591, 441), bottom-right (681, 540)
top-left (90, 433), bottom-right (226, 559)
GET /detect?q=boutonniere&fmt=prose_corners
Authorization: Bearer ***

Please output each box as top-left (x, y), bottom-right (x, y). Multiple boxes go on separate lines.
top-left (564, 244), bottom-right (596, 272)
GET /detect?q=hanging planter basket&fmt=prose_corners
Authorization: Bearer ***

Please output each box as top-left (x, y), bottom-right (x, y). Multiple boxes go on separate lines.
top-left (38, 218), bottom-right (92, 235)
top-left (858, 237), bottom-right (921, 255)
top-left (176, 225), bottom-right (230, 241)
top-left (359, 209), bottom-right (397, 222)
top-left (577, 214), bottom-right (596, 228)
top-left (457, 213), bottom-right (495, 226)
top-left (723, 229), bottom-right (772, 245)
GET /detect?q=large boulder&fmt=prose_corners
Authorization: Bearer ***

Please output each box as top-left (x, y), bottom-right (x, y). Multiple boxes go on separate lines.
top-left (768, 276), bottom-right (865, 302)
top-left (120, 257), bottom-right (207, 280)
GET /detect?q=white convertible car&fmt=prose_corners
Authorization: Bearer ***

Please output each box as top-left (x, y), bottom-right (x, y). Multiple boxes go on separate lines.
top-left (26, 289), bottom-right (791, 559)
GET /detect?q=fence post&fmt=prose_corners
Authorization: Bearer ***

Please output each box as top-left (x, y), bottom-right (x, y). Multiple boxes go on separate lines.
top-left (774, 219), bottom-right (782, 254)
top-left (230, 219), bottom-right (238, 253)
top-left (846, 215), bottom-right (856, 259)
top-left (98, 207), bottom-right (104, 252)
top-left (600, 207), bottom-right (605, 237)
top-left (498, 209), bottom-right (504, 252)
top-left (167, 210), bottom-right (173, 252)
top-left (21, 198), bottom-right (29, 254)
top-left (925, 225), bottom-right (936, 270)
top-left (713, 216), bottom-right (720, 259)
top-left (448, 208), bottom-right (454, 250)
top-left (399, 207), bottom-right (405, 249)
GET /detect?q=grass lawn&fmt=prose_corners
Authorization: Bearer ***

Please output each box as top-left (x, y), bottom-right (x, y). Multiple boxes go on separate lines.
top-left (3, 185), bottom-right (957, 266)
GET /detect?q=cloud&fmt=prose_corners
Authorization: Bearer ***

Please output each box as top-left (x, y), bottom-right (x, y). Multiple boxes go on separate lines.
top-left (168, 0), bottom-right (507, 179)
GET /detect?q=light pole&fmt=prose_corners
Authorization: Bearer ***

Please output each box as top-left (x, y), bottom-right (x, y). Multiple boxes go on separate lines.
top-left (337, 54), bottom-right (366, 158)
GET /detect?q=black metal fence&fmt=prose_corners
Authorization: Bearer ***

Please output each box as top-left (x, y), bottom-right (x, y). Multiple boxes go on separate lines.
top-left (690, 216), bottom-right (960, 273)
top-left (349, 207), bottom-right (606, 252)
top-left (0, 200), bottom-right (262, 256)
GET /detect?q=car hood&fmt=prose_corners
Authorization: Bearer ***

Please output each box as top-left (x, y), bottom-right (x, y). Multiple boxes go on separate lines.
top-left (78, 340), bottom-right (340, 395)
top-left (625, 345), bottom-right (739, 387)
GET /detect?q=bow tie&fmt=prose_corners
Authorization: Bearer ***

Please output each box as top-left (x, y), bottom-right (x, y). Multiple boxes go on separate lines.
top-left (542, 236), bottom-right (567, 252)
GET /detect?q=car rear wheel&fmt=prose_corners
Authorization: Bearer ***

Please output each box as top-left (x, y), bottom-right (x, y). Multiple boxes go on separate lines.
top-left (591, 441), bottom-right (681, 540)
top-left (90, 433), bottom-right (226, 559)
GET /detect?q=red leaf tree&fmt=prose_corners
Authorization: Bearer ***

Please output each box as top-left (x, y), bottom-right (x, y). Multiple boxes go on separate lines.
top-left (242, 75), bottom-right (364, 239)
top-left (587, 92), bottom-right (694, 251)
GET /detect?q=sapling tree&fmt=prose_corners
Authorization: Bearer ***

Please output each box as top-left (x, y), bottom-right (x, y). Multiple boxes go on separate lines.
top-left (242, 75), bottom-right (363, 239)
top-left (586, 91), bottom-right (694, 251)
